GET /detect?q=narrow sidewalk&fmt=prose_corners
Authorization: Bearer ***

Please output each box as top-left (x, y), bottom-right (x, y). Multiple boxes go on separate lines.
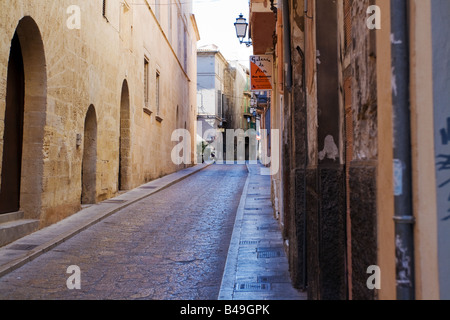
top-left (219, 162), bottom-right (307, 300)
top-left (0, 163), bottom-right (211, 278)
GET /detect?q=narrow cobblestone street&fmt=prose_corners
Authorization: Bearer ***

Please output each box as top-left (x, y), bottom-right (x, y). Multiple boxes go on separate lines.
top-left (0, 164), bottom-right (247, 300)
top-left (2, 0), bottom-right (449, 304)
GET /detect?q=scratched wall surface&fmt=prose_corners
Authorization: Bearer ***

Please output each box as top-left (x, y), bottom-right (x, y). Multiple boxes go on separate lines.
top-left (348, 0), bottom-right (378, 300)
top-left (313, 0), bottom-right (347, 300)
top-left (351, 0), bottom-right (378, 161)
top-left (431, 0), bottom-right (450, 300)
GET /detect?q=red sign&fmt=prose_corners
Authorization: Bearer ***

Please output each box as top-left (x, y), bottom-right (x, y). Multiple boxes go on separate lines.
top-left (250, 55), bottom-right (273, 91)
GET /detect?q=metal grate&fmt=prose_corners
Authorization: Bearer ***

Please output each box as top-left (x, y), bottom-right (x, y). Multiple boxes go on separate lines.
top-left (257, 247), bottom-right (283, 259)
top-left (257, 224), bottom-right (279, 231)
top-left (257, 251), bottom-right (281, 259)
top-left (239, 240), bottom-right (260, 245)
top-left (235, 283), bottom-right (271, 292)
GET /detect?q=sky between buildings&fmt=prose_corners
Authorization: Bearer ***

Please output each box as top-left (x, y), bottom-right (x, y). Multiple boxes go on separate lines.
top-left (193, 0), bottom-right (254, 69)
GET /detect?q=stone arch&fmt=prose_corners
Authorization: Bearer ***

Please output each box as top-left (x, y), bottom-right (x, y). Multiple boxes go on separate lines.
top-left (0, 16), bottom-right (47, 219)
top-left (81, 105), bottom-right (97, 204)
top-left (119, 80), bottom-right (131, 191)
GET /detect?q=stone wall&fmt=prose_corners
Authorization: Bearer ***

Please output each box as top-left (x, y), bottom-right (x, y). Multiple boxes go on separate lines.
top-left (347, 0), bottom-right (378, 300)
top-left (283, 0), bottom-right (378, 300)
top-left (0, 0), bottom-right (198, 228)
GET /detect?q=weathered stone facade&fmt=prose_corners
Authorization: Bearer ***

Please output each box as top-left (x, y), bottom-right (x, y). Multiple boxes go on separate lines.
top-left (0, 0), bottom-right (199, 231)
top-left (250, 0), bottom-right (450, 300)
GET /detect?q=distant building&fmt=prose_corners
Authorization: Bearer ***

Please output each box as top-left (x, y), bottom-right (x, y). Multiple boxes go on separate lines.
top-left (197, 45), bottom-right (253, 161)
top-left (226, 60), bottom-right (254, 132)
top-left (197, 44), bottom-right (227, 133)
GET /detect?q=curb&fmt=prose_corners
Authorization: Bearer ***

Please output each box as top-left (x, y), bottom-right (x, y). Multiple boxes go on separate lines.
top-left (0, 163), bottom-right (212, 278)
top-left (218, 164), bottom-right (251, 300)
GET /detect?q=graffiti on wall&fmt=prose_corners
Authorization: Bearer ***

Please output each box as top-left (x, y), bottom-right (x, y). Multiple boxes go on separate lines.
top-left (437, 117), bottom-right (450, 221)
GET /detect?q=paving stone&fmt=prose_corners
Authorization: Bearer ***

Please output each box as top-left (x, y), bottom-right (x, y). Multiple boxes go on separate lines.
top-left (219, 162), bottom-right (307, 301)
top-left (0, 164), bottom-right (247, 300)
top-left (0, 162), bottom-right (307, 301)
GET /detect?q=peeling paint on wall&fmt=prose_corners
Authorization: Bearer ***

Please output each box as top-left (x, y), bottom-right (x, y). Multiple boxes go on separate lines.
top-left (391, 67), bottom-right (398, 96)
top-left (395, 235), bottom-right (412, 287)
top-left (390, 33), bottom-right (402, 45)
top-left (351, 0), bottom-right (378, 161)
top-left (393, 159), bottom-right (403, 196)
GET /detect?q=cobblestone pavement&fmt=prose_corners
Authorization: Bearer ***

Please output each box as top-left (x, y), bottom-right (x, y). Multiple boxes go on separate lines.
top-left (0, 164), bottom-right (247, 300)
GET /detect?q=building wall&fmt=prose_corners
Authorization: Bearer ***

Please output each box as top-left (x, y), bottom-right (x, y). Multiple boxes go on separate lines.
top-left (197, 53), bottom-right (217, 117)
top-left (197, 47), bottom-right (227, 129)
top-left (223, 63), bottom-right (236, 130)
top-left (228, 61), bottom-right (250, 131)
top-left (287, 0), bottom-right (382, 300)
top-left (197, 47), bottom-right (252, 162)
top-left (346, 0), bottom-right (379, 301)
top-left (0, 0), bottom-right (198, 228)
top-left (430, 0), bottom-right (450, 300)
top-left (375, 0), bottom-right (396, 300)
top-left (374, 0), bottom-right (448, 300)
top-left (251, 0), bottom-right (386, 300)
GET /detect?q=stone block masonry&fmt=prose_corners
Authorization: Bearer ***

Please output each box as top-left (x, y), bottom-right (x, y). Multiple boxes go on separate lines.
top-left (0, 0), bottom-right (199, 230)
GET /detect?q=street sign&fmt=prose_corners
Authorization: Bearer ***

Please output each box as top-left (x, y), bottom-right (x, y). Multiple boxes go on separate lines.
top-left (250, 55), bottom-right (273, 91)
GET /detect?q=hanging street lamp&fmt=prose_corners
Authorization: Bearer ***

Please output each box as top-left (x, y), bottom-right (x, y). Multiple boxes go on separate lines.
top-left (234, 14), bottom-right (252, 47)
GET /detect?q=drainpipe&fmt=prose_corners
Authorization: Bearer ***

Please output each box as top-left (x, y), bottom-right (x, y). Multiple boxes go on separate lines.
top-left (390, 0), bottom-right (415, 300)
top-left (282, 0), bottom-right (292, 90)
top-left (296, 44), bottom-right (307, 290)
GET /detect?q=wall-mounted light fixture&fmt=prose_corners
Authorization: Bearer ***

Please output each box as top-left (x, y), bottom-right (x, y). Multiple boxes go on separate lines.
top-left (234, 14), bottom-right (252, 47)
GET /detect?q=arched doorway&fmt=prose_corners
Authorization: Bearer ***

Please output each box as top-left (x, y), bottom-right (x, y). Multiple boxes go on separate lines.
top-left (0, 17), bottom-right (47, 217)
top-left (0, 33), bottom-right (24, 214)
top-left (81, 105), bottom-right (97, 204)
top-left (119, 80), bottom-right (131, 191)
